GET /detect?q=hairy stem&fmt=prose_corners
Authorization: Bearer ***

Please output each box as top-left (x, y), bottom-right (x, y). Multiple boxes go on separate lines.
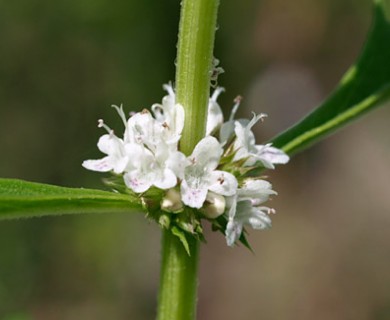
top-left (176, 0), bottom-right (220, 155)
top-left (157, 230), bottom-right (200, 320)
top-left (156, 0), bottom-right (220, 319)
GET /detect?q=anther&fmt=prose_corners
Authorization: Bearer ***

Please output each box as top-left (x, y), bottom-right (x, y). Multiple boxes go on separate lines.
top-left (97, 119), bottom-right (113, 134)
top-left (234, 95), bottom-right (242, 104)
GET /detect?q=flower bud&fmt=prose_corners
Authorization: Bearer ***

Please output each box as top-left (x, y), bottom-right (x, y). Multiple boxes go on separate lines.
top-left (158, 212), bottom-right (171, 229)
top-left (202, 192), bottom-right (226, 219)
top-left (161, 189), bottom-right (183, 213)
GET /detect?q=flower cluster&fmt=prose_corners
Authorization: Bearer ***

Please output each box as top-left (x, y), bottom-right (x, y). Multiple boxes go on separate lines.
top-left (83, 84), bottom-right (289, 247)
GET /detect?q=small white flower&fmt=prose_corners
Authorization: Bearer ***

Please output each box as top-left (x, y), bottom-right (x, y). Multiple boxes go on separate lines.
top-left (151, 83), bottom-right (185, 144)
top-left (233, 113), bottom-right (289, 168)
top-left (83, 83), bottom-right (290, 248)
top-left (123, 143), bottom-right (179, 193)
top-left (219, 95), bottom-right (243, 145)
top-left (206, 87), bottom-right (224, 136)
top-left (237, 179), bottom-right (277, 205)
top-left (225, 201), bottom-right (272, 246)
top-left (254, 143), bottom-right (290, 169)
top-left (181, 136), bottom-right (238, 209)
top-left (233, 113), bottom-right (267, 165)
top-left (125, 110), bottom-right (163, 149)
top-left (82, 131), bottom-right (128, 174)
top-left (225, 178), bottom-right (276, 246)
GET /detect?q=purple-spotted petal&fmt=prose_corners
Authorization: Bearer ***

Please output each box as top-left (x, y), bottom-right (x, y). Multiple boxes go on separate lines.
top-left (82, 157), bottom-right (113, 172)
top-left (208, 170), bottom-right (238, 196)
top-left (124, 171), bottom-right (152, 193)
top-left (180, 179), bottom-right (208, 209)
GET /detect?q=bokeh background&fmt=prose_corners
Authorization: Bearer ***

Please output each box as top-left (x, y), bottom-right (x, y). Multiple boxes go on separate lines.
top-left (1, 0), bottom-right (390, 319)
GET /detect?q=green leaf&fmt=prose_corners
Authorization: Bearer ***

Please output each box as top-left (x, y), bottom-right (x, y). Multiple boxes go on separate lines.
top-left (171, 226), bottom-right (191, 256)
top-left (0, 178), bottom-right (143, 220)
top-left (271, 0), bottom-right (390, 155)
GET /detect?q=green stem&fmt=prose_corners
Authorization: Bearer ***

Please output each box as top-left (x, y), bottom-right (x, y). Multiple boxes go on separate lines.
top-left (156, 0), bottom-right (220, 319)
top-left (176, 0), bottom-right (220, 155)
top-left (157, 230), bottom-right (200, 320)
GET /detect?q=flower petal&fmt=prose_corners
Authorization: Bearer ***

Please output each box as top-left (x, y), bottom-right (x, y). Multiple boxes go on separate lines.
top-left (97, 134), bottom-right (124, 155)
top-left (247, 207), bottom-right (272, 230)
top-left (126, 110), bottom-right (161, 147)
top-left (124, 170), bottom-right (152, 193)
top-left (234, 120), bottom-right (256, 153)
top-left (208, 170), bottom-right (238, 196)
top-left (206, 87), bottom-right (224, 135)
top-left (124, 143), bottom-right (153, 169)
top-left (238, 179), bottom-right (276, 205)
top-left (180, 179), bottom-right (208, 209)
top-left (255, 144), bottom-right (290, 169)
top-left (82, 157), bottom-right (113, 172)
top-left (173, 103), bottom-right (185, 137)
top-left (112, 156), bottom-right (129, 174)
top-left (166, 151), bottom-right (188, 179)
top-left (190, 136), bottom-right (222, 171)
top-left (235, 201), bottom-right (272, 230)
top-left (225, 218), bottom-right (243, 247)
top-left (219, 120), bottom-right (235, 145)
top-left (154, 169), bottom-right (177, 190)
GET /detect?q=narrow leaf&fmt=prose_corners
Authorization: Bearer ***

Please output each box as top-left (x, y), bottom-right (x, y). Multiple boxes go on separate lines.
top-left (171, 226), bottom-right (191, 256)
top-left (0, 178), bottom-right (143, 220)
top-left (271, 0), bottom-right (390, 155)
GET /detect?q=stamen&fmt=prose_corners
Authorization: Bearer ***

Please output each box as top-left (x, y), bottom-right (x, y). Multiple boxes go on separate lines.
top-left (247, 112), bottom-right (268, 131)
top-left (211, 87), bottom-right (225, 102)
top-left (234, 95), bottom-right (242, 104)
top-left (162, 122), bottom-right (170, 129)
top-left (163, 82), bottom-right (175, 97)
top-left (258, 113), bottom-right (268, 122)
top-left (229, 95), bottom-right (242, 121)
top-left (111, 104), bottom-right (127, 127)
top-left (267, 208), bottom-right (276, 215)
top-left (218, 175), bottom-right (225, 185)
top-left (97, 119), bottom-right (113, 134)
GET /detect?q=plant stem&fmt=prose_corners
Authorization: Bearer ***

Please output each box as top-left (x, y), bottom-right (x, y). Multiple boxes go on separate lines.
top-left (157, 230), bottom-right (200, 320)
top-left (176, 0), bottom-right (220, 156)
top-left (156, 0), bottom-right (220, 319)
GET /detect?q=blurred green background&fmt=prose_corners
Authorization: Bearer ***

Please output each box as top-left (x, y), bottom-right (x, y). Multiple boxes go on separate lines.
top-left (1, 0), bottom-right (390, 319)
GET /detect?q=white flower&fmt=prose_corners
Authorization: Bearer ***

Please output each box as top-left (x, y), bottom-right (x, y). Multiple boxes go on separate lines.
top-left (125, 110), bottom-right (164, 150)
top-left (83, 83), bottom-right (290, 248)
top-left (225, 201), bottom-right (272, 246)
top-left (225, 179), bottom-right (276, 246)
top-left (254, 143), bottom-right (290, 169)
top-left (181, 136), bottom-right (238, 209)
top-left (151, 83), bottom-right (185, 144)
top-left (123, 143), bottom-right (184, 193)
top-left (83, 87), bottom-right (187, 194)
top-left (206, 87), bottom-right (224, 136)
top-left (237, 179), bottom-right (277, 205)
top-left (233, 113), bottom-right (266, 165)
top-left (233, 114), bottom-right (289, 168)
top-left (82, 131), bottom-right (128, 174)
